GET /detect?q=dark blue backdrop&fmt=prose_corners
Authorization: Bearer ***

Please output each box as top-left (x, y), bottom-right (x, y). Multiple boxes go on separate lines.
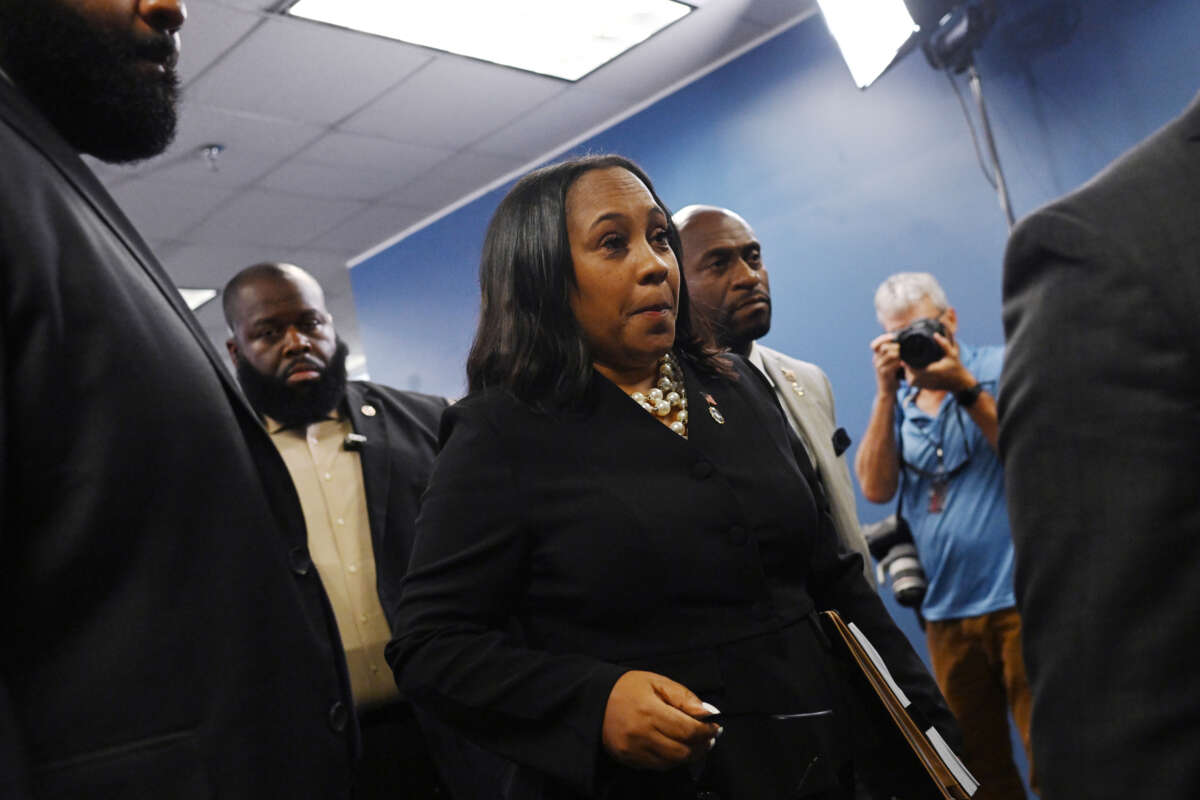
top-left (351, 1), bottom-right (1200, 793)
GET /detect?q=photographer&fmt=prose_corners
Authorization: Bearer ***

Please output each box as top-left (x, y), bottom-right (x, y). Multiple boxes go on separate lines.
top-left (855, 273), bottom-right (1035, 800)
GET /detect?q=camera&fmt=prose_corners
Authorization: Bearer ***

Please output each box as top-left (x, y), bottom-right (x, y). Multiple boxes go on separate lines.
top-left (894, 318), bottom-right (947, 369)
top-left (862, 514), bottom-right (927, 608)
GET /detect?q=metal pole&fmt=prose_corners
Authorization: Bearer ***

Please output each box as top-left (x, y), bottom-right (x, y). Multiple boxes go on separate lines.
top-left (967, 63), bottom-right (1015, 229)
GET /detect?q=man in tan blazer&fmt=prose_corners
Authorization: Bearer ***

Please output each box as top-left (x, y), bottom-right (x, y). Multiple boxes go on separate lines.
top-left (675, 205), bottom-right (872, 585)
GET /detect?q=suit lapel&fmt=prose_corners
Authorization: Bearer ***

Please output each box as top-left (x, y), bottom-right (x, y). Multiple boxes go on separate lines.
top-left (345, 383), bottom-right (391, 553)
top-left (0, 80), bottom-right (259, 420)
top-left (759, 353), bottom-right (824, 460)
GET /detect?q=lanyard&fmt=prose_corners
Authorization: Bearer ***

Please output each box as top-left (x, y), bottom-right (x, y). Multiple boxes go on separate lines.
top-left (898, 388), bottom-right (973, 513)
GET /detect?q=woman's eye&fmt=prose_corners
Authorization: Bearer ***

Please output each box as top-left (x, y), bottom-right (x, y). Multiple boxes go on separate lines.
top-left (600, 234), bottom-right (625, 251)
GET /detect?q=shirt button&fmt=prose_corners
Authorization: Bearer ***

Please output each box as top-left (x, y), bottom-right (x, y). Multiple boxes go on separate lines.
top-left (328, 701), bottom-right (348, 732)
top-left (288, 546), bottom-right (312, 576)
top-left (347, 564), bottom-right (358, 574)
top-left (691, 461), bottom-right (713, 479)
top-left (336, 518), bottom-right (345, 526)
top-left (324, 472), bottom-right (332, 481)
top-left (728, 525), bottom-right (747, 546)
top-left (370, 664), bottom-right (380, 674)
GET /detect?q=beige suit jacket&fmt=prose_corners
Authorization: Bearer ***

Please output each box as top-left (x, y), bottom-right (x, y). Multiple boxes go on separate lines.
top-left (749, 343), bottom-right (874, 588)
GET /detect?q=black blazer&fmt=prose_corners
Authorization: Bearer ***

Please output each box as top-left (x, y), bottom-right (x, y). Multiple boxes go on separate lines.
top-left (344, 380), bottom-right (447, 628)
top-left (389, 356), bottom-right (957, 799)
top-left (1000, 91), bottom-right (1200, 799)
top-left (0, 79), bottom-right (355, 798)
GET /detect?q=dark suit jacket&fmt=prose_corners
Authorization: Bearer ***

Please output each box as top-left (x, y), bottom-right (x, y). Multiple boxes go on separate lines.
top-left (389, 356), bottom-right (958, 799)
top-left (0, 78), bottom-right (355, 797)
top-left (1000, 91), bottom-right (1200, 799)
top-left (345, 380), bottom-right (447, 629)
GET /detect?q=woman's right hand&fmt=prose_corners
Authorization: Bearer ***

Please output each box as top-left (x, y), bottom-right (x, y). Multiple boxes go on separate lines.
top-left (600, 670), bottom-right (721, 770)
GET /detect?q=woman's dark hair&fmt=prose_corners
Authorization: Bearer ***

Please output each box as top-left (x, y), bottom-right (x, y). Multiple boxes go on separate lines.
top-left (466, 154), bottom-right (728, 408)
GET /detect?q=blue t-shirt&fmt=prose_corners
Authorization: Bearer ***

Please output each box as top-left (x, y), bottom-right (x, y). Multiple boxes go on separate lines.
top-left (895, 343), bottom-right (1015, 621)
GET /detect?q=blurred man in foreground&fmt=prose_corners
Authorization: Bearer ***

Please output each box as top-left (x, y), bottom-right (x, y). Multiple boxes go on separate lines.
top-left (1001, 92), bottom-right (1200, 800)
top-left (0, 1), bottom-right (356, 796)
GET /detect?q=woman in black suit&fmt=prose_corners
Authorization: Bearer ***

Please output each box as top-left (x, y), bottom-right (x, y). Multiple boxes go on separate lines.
top-left (388, 155), bottom-right (959, 799)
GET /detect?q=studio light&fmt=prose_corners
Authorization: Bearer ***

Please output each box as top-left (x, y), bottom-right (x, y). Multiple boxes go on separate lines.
top-left (815, 0), bottom-right (920, 89)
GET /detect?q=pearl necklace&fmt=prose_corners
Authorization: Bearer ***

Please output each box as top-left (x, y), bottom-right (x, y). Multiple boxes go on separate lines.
top-left (630, 353), bottom-right (688, 437)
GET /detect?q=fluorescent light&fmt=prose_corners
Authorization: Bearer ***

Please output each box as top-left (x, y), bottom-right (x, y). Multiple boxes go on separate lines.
top-left (816, 0), bottom-right (920, 88)
top-left (285, 0), bottom-right (693, 82)
top-left (178, 288), bottom-right (217, 311)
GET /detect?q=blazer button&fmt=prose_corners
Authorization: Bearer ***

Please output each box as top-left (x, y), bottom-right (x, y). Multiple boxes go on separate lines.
top-left (728, 525), bottom-right (747, 545)
top-left (289, 546), bottom-right (312, 576)
top-left (691, 461), bottom-right (714, 479)
top-left (328, 700), bottom-right (349, 732)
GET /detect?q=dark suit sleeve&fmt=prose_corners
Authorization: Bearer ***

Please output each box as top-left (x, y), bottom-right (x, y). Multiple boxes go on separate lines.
top-left (1000, 202), bottom-right (1200, 798)
top-left (386, 399), bottom-right (625, 796)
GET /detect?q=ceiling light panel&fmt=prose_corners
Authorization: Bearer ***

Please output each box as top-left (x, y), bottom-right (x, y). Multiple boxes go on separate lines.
top-left (178, 288), bottom-right (218, 311)
top-left (286, 0), bottom-right (693, 81)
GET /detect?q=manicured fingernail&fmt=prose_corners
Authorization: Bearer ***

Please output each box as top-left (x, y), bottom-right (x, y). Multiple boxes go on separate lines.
top-left (707, 737), bottom-right (717, 750)
top-left (701, 702), bottom-right (720, 715)
top-left (715, 725), bottom-right (724, 738)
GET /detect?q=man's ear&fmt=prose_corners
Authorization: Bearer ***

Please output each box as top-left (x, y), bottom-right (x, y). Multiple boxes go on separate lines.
top-left (226, 338), bottom-right (240, 367)
top-left (943, 307), bottom-right (958, 335)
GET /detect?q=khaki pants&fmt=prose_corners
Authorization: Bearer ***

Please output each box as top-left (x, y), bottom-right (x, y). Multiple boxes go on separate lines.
top-left (925, 607), bottom-right (1036, 799)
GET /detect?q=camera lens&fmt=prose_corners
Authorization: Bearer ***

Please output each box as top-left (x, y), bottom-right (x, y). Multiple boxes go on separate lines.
top-left (895, 319), bottom-right (946, 369)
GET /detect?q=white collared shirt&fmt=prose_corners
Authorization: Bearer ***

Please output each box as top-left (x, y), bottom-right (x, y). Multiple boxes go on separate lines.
top-left (267, 413), bottom-right (399, 711)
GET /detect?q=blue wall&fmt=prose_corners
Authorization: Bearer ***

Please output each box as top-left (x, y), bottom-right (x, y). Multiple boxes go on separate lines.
top-left (352, 0), bottom-right (1199, 791)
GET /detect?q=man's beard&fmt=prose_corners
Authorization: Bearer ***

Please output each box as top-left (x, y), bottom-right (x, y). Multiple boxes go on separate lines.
top-left (238, 340), bottom-right (351, 429)
top-left (0, 0), bottom-right (179, 162)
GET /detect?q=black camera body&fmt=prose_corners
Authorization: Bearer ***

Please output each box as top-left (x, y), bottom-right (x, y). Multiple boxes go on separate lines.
top-left (862, 514), bottom-right (928, 608)
top-left (894, 317), bottom-right (947, 369)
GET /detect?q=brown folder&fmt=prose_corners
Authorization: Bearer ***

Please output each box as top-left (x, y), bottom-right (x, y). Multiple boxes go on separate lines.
top-left (821, 610), bottom-right (978, 800)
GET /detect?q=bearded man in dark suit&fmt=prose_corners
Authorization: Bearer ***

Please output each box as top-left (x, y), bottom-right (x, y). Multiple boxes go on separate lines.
top-left (223, 263), bottom-right (488, 799)
top-left (0, 2), bottom-right (357, 796)
top-left (1000, 91), bottom-right (1200, 799)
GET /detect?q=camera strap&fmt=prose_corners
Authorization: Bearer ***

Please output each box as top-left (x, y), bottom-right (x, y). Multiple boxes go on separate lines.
top-left (897, 392), bottom-right (972, 514)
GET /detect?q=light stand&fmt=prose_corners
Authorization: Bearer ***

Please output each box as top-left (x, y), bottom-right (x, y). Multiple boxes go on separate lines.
top-left (923, 0), bottom-right (1015, 229)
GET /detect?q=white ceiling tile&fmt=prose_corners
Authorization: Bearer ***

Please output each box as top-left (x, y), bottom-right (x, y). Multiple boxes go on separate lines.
top-left (382, 151), bottom-right (524, 210)
top-left (108, 177), bottom-right (236, 241)
top-left (259, 161), bottom-right (411, 200)
top-left (258, 132), bottom-right (454, 200)
top-left (185, 16), bottom-right (433, 125)
top-left (578, 11), bottom-right (766, 100)
top-left (162, 241), bottom-right (292, 288)
top-left (176, 1), bottom-right (263, 86)
top-left (341, 57), bottom-right (566, 149)
top-left (185, 188), bottom-right (365, 248)
top-left (310, 204), bottom-right (431, 253)
top-left (471, 89), bottom-right (635, 161)
top-left (300, 131), bottom-right (452, 174)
